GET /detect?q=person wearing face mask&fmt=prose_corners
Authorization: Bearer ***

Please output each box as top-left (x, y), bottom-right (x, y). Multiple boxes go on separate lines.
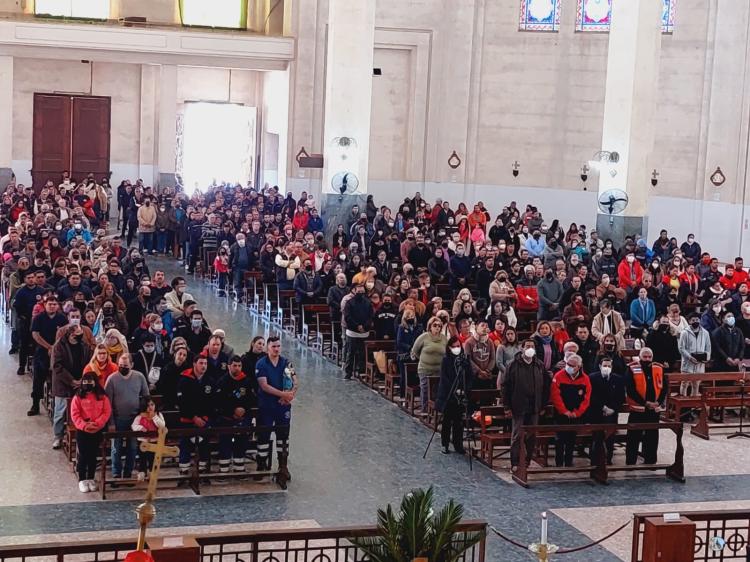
top-left (588, 357), bottom-right (625, 465)
top-left (504, 339), bottom-right (547, 472)
top-left (524, 229), bottom-right (546, 258)
top-left (449, 243), bottom-right (471, 291)
top-left (625, 348), bottom-right (666, 465)
top-left (374, 293), bottom-right (398, 340)
top-left (105, 353), bottom-right (150, 482)
top-left (679, 234), bottom-right (702, 265)
top-left (396, 309), bottom-right (423, 398)
top-left (677, 312), bottom-right (711, 401)
top-left (617, 252), bottom-right (644, 295)
top-left (51, 324), bottom-right (95, 449)
top-left (435, 336), bottom-right (472, 455)
top-left (70, 372), bottom-right (112, 493)
top-left (176, 309), bottom-right (212, 355)
top-left (550, 354), bottom-right (590, 467)
top-left (343, 284), bottom-right (374, 380)
top-left (711, 311), bottom-right (745, 372)
top-left (537, 268), bottom-right (563, 321)
top-left (645, 315), bottom-right (680, 370)
top-left (229, 233), bottom-right (253, 302)
top-left (293, 258), bottom-right (323, 319)
top-left (463, 320), bottom-right (496, 390)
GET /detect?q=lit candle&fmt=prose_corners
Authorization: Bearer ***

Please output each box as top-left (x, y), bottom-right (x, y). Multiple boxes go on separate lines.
top-left (541, 512), bottom-right (548, 545)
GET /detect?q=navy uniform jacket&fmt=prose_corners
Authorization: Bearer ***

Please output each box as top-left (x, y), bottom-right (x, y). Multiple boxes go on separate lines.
top-left (256, 356), bottom-right (291, 411)
top-left (216, 371), bottom-right (256, 420)
top-left (176, 368), bottom-right (217, 424)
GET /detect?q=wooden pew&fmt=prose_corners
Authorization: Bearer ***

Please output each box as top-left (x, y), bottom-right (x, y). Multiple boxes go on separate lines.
top-left (383, 357), bottom-right (400, 402)
top-left (402, 363), bottom-right (420, 416)
top-left (475, 405), bottom-right (512, 469)
top-left (666, 372), bottom-right (748, 438)
top-left (362, 339), bottom-right (396, 388)
top-left (242, 270), bottom-right (264, 311)
top-left (300, 304), bottom-right (329, 348)
top-left (513, 421), bottom-right (685, 488)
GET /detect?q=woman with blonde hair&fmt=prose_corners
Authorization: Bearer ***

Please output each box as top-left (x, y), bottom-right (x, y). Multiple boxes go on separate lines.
top-left (83, 343), bottom-right (119, 387)
top-left (103, 328), bottom-right (129, 363)
top-left (452, 288), bottom-right (475, 318)
top-left (411, 316), bottom-right (449, 413)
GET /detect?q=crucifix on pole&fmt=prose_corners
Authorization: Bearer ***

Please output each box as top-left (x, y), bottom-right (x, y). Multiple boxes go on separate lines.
top-left (134, 427), bottom-right (180, 552)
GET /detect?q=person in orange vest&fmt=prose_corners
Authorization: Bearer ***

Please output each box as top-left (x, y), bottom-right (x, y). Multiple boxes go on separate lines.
top-left (625, 347), bottom-right (667, 465)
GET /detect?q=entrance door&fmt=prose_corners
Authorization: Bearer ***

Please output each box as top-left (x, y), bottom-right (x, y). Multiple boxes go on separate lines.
top-left (71, 96), bottom-right (111, 183)
top-left (31, 93), bottom-right (111, 190)
top-left (32, 94), bottom-right (72, 190)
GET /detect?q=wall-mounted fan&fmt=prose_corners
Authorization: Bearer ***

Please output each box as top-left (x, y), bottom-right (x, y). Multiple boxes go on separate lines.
top-left (331, 172), bottom-right (360, 196)
top-left (597, 189), bottom-right (629, 224)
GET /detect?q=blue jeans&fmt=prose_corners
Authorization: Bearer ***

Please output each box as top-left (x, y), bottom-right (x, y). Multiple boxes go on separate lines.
top-left (156, 231), bottom-right (167, 253)
top-left (111, 417), bottom-right (137, 477)
top-left (138, 232), bottom-right (154, 253)
top-left (53, 396), bottom-right (68, 439)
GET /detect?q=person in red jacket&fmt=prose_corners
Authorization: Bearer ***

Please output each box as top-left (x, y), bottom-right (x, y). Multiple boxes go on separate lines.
top-left (292, 205), bottom-right (309, 232)
top-left (720, 265), bottom-right (740, 291)
top-left (70, 372), bottom-right (112, 493)
top-left (550, 354), bottom-right (591, 467)
top-left (617, 252), bottom-right (643, 293)
top-left (733, 257), bottom-right (749, 286)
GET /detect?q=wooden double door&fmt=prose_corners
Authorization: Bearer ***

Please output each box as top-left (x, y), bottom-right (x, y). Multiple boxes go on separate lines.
top-left (32, 93), bottom-right (111, 191)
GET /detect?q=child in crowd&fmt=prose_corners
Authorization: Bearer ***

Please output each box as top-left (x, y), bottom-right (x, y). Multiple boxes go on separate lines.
top-left (131, 397), bottom-right (166, 481)
top-left (70, 372), bottom-right (112, 493)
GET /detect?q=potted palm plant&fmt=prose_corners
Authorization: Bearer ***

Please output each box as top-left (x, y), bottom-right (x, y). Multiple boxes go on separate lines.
top-left (352, 487), bottom-right (483, 562)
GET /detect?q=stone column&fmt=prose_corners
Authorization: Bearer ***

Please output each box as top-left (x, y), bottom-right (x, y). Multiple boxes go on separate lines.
top-left (139, 65), bottom-right (158, 186)
top-left (0, 56), bottom-right (14, 188)
top-left (157, 64), bottom-right (178, 189)
top-left (319, 0), bottom-right (375, 242)
top-left (597, 0), bottom-right (662, 242)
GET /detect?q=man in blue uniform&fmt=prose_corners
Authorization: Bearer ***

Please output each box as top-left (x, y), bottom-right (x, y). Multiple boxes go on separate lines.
top-left (255, 336), bottom-right (298, 488)
top-left (215, 355), bottom-right (256, 474)
top-left (176, 352), bottom-right (215, 476)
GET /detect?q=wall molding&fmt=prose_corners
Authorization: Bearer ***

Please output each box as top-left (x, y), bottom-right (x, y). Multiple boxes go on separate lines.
top-left (0, 20), bottom-right (294, 70)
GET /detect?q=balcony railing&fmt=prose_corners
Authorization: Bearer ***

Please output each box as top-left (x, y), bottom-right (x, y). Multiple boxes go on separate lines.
top-left (0, 521), bottom-right (487, 562)
top-left (631, 510), bottom-right (750, 562)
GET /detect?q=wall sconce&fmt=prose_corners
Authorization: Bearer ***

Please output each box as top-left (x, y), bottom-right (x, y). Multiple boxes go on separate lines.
top-left (512, 161), bottom-right (520, 178)
top-left (581, 163), bottom-right (590, 190)
top-left (448, 151), bottom-right (462, 169)
top-left (651, 169), bottom-right (659, 187)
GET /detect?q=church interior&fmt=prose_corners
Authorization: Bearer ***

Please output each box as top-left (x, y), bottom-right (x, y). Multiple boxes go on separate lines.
top-left (0, 0), bottom-right (749, 561)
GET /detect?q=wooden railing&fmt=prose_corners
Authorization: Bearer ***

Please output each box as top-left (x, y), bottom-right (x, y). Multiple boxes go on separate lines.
top-left (631, 510), bottom-right (750, 562)
top-left (0, 521), bottom-right (487, 562)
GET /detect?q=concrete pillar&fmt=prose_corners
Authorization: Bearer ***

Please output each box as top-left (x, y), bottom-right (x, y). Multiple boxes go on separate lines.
top-left (320, 0), bottom-right (375, 241)
top-left (0, 56), bottom-right (14, 188)
top-left (157, 64), bottom-right (178, 189)
top-left (597, 0), bottom-right (662, 242)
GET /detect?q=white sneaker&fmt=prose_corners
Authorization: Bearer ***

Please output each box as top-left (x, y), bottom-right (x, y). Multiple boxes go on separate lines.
top-left (52, 438), bottom-right (62, 450)
top-left (79, 481), bottom-right (89, 493)
top-left (136, 472), bottom-right (146, 482)
top-left (86, 480), bottom-right (98, 492)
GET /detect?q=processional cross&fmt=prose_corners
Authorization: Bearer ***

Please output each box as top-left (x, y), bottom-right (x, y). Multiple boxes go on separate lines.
top-left (132, 427), bottom-right (180, 553)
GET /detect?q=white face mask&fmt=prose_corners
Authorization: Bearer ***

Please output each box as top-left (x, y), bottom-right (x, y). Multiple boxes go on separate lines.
top-left (600, 366), bottom-right (612, 377)
top-left (524, 347), bottom-right (536, 359)
top-left (238, 239), bottom-right (246, 247)
top-left (450, 347), bottom-right (461, 356)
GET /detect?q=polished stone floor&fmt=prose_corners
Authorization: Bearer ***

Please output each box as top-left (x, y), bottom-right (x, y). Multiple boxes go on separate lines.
top-left (1, 256), bottom-right (749, 561)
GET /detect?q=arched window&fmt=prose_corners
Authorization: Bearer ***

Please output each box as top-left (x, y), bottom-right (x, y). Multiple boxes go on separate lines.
top-left (35, 0), bottom-right (110, 19)
top-left (179, 0), bottom-right (248, 29)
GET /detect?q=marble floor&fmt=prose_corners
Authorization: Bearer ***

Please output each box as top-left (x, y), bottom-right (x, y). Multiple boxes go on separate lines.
top-left (1, 255), bottom-right (749, 561)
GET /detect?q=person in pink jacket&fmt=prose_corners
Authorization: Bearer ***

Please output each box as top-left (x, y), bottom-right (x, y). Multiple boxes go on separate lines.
top-left (70, 372), bottom-right (112, 493)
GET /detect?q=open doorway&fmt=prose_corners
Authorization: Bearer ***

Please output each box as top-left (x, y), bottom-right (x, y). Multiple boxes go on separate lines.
top-left (178, 102), bottom-right (256, 195)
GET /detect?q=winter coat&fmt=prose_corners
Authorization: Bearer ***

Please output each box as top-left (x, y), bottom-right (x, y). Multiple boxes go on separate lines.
top-left (435, 352), bottom-right (473, 412)
top-left (70, 392), bottom-right (112, 432)
top-left (503, 354), bottom-right (548, 416)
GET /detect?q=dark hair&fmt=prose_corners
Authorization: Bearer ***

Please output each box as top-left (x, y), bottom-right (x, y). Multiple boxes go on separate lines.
top-left (139, 396), bottom-right (158, 413)
top-left (445, 335), bottom-right (462, 353)
top-left (267, 336), bottom-right (281, 344)
top-left (78, 372), bottom-right (106, 399)
top-left (171, 276), bottom-right (186, 288)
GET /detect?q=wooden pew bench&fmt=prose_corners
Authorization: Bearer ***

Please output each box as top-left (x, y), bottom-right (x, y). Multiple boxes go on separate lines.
top-left (475, 405), bottom-right (512, 469)
top-left (513, 421), bottom-right (685, 488)
top-left (362, 339), bottom-right (396, 388)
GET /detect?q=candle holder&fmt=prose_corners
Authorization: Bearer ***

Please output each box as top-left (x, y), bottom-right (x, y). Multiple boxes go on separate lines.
top-left (528, 542), bottom-right (559, 561)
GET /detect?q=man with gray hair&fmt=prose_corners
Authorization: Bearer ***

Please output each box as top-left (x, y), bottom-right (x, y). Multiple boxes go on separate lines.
top-left (230, 232), bottom-right (253, 302)
top-left (625, 347), bottom-right (666, 465)
top-left (550, 353), bottom-right (591, 467)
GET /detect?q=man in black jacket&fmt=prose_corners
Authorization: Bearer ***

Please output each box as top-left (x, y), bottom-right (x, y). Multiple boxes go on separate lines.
top-left (215, 356), bottom-right (256, 473)
top-left (176, 353), bottom-right (215, 475)
top-left (711, 312), bottom-right (745, 371)
top-left (374, 293), bottom-right (398, 340)
top-left (342, 284), bottom-right (373, 380)
top-left (503, 339), bottom-right (548, 472)
top-left (588, 357), bottom-right (625, 464)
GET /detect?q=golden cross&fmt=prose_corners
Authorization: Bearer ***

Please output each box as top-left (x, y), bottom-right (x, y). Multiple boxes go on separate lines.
top-left (135, 426), bottom-right (180, 551)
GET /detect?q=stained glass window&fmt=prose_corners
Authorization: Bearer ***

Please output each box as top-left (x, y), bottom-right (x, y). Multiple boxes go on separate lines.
top-left (519, 0), bottom-right (561, 32)
top-left (575, 0), bottom-right (677, 33)
top-left (662, 0), bottom-right (676, 33)
top-left (576, 0), bottom-right (612, 32)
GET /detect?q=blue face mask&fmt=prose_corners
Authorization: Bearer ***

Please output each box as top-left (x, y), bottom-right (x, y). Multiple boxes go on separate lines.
top-left (726, 317), bottom-right (736, 327)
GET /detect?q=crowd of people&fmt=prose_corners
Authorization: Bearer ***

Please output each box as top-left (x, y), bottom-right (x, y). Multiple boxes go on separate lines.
top-left (5, 174), bottom-right (298, 492)
top-left (5, 174), bottom-right (749, 484)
